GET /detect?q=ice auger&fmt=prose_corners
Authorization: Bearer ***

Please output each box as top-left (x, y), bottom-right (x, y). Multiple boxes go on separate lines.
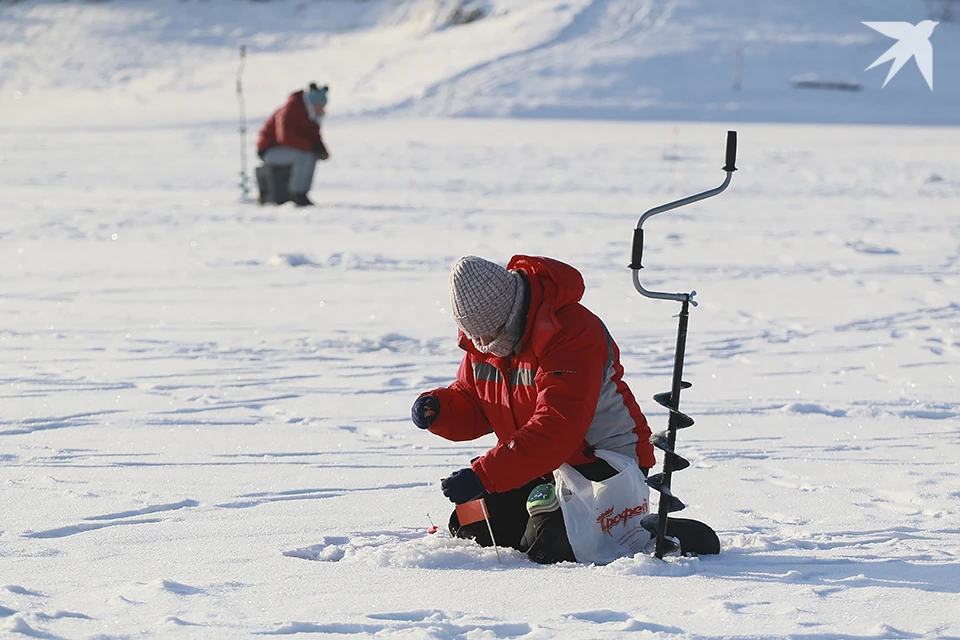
top-left (630, 131), bottom-right (738, 558)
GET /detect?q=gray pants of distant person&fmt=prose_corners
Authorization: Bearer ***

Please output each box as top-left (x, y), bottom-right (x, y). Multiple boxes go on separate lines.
top-left (261, 146), bottom-right (316, 194)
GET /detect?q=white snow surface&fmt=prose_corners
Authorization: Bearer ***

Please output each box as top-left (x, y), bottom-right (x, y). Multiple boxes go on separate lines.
top-left (2, 1), bottom-right (960, 638)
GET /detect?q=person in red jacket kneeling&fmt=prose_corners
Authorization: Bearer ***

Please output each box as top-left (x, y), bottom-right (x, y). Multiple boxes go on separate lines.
top-left (256, 83), bottom-right (330, 207)
top-left (411, 255), bottom-right (655, 563)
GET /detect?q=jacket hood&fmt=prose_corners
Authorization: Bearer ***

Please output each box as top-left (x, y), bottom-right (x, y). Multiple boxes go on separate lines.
top-left (506, 255), bottom-right (584, 310)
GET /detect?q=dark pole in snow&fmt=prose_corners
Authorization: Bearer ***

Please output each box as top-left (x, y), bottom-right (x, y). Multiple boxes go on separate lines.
top-left (237, 45), bottom-right (250, 200)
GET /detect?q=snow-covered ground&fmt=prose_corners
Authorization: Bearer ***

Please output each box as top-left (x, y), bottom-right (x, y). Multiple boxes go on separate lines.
top-left (2, 0), bottom-right (960, 638)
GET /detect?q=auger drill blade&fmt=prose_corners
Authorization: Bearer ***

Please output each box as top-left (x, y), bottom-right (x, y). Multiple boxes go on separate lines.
top-left (640, 514), bottom-right (680, 553)
top-left (651, 401), bottom-right (695, 427)
top-left (645, 473), bottom-right (669, 493)
top-left (653, 393), bottom-right (695, 429)
top-left (645, 473), bottom-right (686, 512)
top-left (669, 411), bottom-right (695, 430)
top-left (641, 513), bottom-right (660, 534)
top-left (652, 381), bottom-right (691, 409)
top-left (650, 432), bottom-right (691, 470)
top-left (659, 494), bottom-right (686, 513)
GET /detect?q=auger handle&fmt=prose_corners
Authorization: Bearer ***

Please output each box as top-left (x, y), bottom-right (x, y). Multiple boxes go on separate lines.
top-left (723, 130), bottom-right (737, 172)
top-left (631, 130), bottom-right (738, 302)
top-left (629, 229), bottom-right (644, 271)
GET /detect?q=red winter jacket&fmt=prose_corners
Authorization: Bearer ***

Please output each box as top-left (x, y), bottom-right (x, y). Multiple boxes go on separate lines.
top-left (423, 255), bottom-right (655, 494)
top-left (256, 90), bottom-right (325, 155)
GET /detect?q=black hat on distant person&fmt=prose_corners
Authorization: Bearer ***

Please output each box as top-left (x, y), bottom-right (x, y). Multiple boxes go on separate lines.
top-left (307, 82), bottom-right (328, 105)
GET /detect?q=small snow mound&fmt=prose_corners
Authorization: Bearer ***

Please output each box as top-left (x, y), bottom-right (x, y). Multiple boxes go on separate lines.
top-left (846, 240), bottom-right (899, 256)
top-left (900, 408), bottom-right (959, 420)
top-left (284, 542), bottom-right (345, 562)
top-left (781, 402), bottom-right (846, 417)
top-left (565, 610), bottom-right (631, 623)
top-left (266, 253), bottom-right (317, 268)
top-left (266, 622), bottom-right (321, 634)
top-left (159, 580), bottom-right (203, 595)
top-left (4, 585), bottom-right (42, 597)
top-left (724, 532), bottom-right (790, 552)
top-left (871, 623), bottom-right (922, 638)
top-left (366, 610), bottom-right (447, 622)
top-left (166, 616), bottom-right (203, 627)
top-left (6, 616), bottom-right (41, 635)
top-left (264, 621), bottom-right (382, 635)
top-left (284, 530), bottom-right (527, 569)
top-left (605, 552), bottom-right (699, 577)
top-left (622, 619), bottom-right (687, 634)
top-left (36, 610), bottom-right (93, 621)
top-left (926, 173), bottom-right (945, 183)
top-left (0, 606), bottom-right (16, 618)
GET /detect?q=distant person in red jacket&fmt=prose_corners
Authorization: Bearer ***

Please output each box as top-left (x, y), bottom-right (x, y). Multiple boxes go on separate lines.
top-left (256, 83), bottom-right (330, 207)
top-left (410, 255), bottom-right (655, 563)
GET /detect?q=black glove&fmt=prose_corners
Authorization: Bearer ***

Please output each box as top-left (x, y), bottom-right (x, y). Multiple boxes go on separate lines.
top-left (441, 467), bottom-right (485, 504)
top-left (411, 395), bottom-right (440, 429)
top-left (313, 144), bottom-right (329, 160)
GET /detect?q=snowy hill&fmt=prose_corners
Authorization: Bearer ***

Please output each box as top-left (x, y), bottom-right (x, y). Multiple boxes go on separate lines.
top-left (1, 0), bottom-right (958, 127)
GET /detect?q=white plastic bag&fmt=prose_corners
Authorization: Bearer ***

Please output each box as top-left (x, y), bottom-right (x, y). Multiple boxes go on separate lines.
top-left (554, 449), bottom-right (652, 565)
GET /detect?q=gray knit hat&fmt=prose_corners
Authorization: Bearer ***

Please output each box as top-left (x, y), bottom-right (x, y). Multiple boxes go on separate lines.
top-left (448, 256), bottom-right (523, 339)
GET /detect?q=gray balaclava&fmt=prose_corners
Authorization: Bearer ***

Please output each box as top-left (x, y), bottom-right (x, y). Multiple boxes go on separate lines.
top-left (448, 256), bottom-right (527, 357)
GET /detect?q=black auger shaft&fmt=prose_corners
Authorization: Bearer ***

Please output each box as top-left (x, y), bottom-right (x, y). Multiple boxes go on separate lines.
top-left (652, 295), bottom-right (691, 558)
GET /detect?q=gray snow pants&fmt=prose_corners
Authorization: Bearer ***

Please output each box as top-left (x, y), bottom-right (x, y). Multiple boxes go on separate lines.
top-left (261, 146), bottom-right (317, 195)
